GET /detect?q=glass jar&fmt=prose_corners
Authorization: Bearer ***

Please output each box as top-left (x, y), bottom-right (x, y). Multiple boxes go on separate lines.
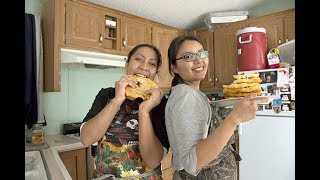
top-left (31, 123), bottom-right (45, 145)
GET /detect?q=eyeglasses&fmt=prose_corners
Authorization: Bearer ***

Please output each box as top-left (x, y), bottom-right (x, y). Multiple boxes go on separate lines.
top-left (175, 50), bottom-right (209, 62)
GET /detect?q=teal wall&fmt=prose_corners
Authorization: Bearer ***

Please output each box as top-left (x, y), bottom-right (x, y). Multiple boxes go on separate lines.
top-left (250, 0), bottom-right (295, 17)
top-left (25, 0), bottom-right (48, 16)
top-left (25, 0), bottom-right (294, 135)
top-left (43, 65), bottom-right (124, 135)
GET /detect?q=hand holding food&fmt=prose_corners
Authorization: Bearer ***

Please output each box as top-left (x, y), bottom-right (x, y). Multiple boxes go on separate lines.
top-left (125, 75), bottom-right (159, 100)
top-left (228, 93), bottom-right (269, 124)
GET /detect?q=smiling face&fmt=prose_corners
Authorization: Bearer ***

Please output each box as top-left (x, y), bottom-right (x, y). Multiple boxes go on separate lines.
top-left (125, 46), bottom-right (159, 80)
top-left (171, 39), bottom-right (208, 88)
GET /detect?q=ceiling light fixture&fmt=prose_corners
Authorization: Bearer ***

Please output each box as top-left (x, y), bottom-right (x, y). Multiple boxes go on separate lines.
top-left (204, 11), bottom-right (248, 31)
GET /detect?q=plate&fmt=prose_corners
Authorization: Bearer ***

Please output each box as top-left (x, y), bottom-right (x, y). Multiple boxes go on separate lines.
top-left (210, 96), bottom-right (277, 108)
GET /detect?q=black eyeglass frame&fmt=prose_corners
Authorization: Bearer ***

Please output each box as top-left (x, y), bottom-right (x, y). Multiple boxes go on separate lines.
top-left (175, 50), bottom-right (209, 62)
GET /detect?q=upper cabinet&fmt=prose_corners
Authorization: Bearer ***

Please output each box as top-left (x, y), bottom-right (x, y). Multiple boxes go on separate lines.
top-left (120, 16), bottom-right (152, 54)
top-left (193, 28), bottom-right (214, 91)
top-left (42, 0), bottom-right (293, 93)
top-left (213, 22), bottom-right (246, 89)
top-left (42, 0), bottom-right (65, 92)
top-left (42, 0), bottom-right (186, 92)
top-left (246, 9), bottom-right (295, 52)
top-left (152, 26), bottom-right (180, 92)
top-left (194, 22), bottom-right (245, 91)
top-left (65, 2), bottom-right (120, 53)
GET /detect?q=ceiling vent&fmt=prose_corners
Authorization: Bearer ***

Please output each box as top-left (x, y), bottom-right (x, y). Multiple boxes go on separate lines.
top-left (204, 11), bottom-right (248, 31)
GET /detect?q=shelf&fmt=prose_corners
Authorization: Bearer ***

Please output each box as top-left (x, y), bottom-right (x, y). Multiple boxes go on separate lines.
top-left (104, 14), bottom-right (118, 50)
top-left (106, 25), bottom-right (116, 28)
top-left (105, 37), bottom-right (116, 40)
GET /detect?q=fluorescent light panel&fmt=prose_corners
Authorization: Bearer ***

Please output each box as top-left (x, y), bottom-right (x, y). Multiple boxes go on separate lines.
top-left (210, 15), bottom-right (247, 24)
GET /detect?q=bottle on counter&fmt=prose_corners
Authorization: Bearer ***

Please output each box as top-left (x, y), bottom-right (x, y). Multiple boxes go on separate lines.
top-left (31, 123), bottom-right (45, 145)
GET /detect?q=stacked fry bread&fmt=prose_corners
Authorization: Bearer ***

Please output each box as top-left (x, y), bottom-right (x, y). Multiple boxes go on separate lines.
top-left (223, 74), bottom-right (262, 98)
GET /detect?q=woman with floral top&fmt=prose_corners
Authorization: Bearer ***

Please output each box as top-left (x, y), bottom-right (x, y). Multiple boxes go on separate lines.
top-left (80, 44), bottom-right (169, 180)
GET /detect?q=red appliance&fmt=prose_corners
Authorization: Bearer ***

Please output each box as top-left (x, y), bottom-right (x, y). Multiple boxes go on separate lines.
top-left (236, 27), bottom-right (267, 71)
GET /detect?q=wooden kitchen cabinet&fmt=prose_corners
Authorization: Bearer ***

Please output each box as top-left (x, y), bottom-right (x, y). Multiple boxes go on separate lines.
top-left (161, 148), bottom-right (174, 180)
top-left (65, 2), bottom-right (120, 52)
top-left (194, 28), bottom-right (215, 91)
top-left (193, 22), bottom-right (245, 91)
top-left (213, 21), bottom-right (246, 89)
top-left (246, 9), bottom-right (295, 52)
top-left (59, 148), bottom-right (87, 180)
top-left (152, 25), bottom-right (180, 92)
top-left (120, 16), bottom-right (152, 54)
top-left (42, 0), bottom-right (186, 92)
top-left (42, 0), bottom-right (66, 92)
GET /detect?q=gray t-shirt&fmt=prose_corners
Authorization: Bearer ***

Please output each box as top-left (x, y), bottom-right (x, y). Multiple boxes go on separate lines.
top-left (165, 84), bottom-right (212, 177)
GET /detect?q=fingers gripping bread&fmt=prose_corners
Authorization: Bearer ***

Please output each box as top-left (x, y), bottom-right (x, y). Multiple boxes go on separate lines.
top-left (125, 76), bottom-right (159, 100)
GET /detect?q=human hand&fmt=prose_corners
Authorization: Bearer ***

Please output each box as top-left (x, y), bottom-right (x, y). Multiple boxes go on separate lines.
top-left (114, 75), bottom-right (138, 102)
top-left (139, 88), bottom-right (163, 113)
top-left (227, 94), bottom-right (269, 125)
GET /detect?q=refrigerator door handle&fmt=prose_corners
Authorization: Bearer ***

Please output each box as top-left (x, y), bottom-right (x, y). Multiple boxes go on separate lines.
top-left (238, 123), bottom-right (242, 135)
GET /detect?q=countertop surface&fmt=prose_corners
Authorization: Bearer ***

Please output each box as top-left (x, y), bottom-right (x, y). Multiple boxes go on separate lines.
top-left (25, 134), bottom-right (86, 180)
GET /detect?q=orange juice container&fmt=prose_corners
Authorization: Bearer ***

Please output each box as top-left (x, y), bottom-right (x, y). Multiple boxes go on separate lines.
top-left (31, 124), bottom-right (45, 145)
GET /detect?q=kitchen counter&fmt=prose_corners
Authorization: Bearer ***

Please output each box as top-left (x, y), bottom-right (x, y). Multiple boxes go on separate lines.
top-left (26, 134), bottom-right (85, 180)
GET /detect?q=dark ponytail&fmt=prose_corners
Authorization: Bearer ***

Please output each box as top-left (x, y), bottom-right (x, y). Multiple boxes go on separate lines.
top-left (171, 73), bottom-right (186, 87)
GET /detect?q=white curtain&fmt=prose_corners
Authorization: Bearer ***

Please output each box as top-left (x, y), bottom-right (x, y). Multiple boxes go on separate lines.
top-left (34, 15), bottom-right (45, 124)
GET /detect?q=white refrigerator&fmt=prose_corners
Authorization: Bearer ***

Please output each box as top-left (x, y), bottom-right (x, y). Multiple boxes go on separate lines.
top-left (238, 110), bottom-right (295, 180)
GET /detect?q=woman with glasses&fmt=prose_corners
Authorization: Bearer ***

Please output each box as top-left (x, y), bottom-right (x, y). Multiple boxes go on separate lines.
top-left (165, 35), bottom-right (268, 179)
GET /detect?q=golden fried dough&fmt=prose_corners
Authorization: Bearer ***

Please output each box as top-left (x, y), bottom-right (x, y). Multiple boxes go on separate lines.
top-left (233, 77), bottom-right (262, 84)
top-left (125, 76), bottom-right (159, 100)
top-left (223, 73), bottom-right (262, 98)
top-left (223, 82), bottom-right (260, 89)
top-left (224, 90), bottom-right (262, 98)
top-left (233, 74), bottom-right (259, 80)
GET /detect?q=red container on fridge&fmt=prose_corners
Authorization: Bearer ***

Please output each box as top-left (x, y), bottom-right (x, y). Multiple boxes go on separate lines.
top-left (236, 27), bottom-right (267, 71)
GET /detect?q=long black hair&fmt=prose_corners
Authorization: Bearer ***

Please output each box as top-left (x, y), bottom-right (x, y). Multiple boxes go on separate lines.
top-left (127, 44), bottom-right (162, 70)
top-left (167, 35), bottom-right (203, 87)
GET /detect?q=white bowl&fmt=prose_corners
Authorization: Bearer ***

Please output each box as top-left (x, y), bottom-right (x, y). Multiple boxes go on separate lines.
top-left (25, 156), bottom-right (34, 172)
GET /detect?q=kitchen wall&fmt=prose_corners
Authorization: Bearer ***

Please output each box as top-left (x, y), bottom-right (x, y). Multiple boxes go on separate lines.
top-left (25, 0), bottom-right (295, 135)
top-left (43, 64), bottom-right (124, 135)
top-left (250, 0), bottom-right (295, 17)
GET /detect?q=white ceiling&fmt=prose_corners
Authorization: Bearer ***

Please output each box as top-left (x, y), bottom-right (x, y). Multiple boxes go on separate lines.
top-left (87, 0), bottom-right (270, 31)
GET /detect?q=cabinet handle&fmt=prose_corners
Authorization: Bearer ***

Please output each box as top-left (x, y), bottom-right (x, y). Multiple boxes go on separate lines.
top-left (285, 38), bottom-right (289, 43)
top-left (122, 38), bottom-right (126, 47)
top-left (278, 38), bottom-right (282, 45)
top-left (99, 34), bottom-right (103, 45)
top-left (210, 75), bottom-right (213, 84)
top-left (215, 75), bottom-right (219, 82)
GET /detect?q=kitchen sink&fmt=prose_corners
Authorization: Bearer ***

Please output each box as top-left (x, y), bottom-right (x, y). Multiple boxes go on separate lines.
top-left (25, 151), bottom-right (48, 180)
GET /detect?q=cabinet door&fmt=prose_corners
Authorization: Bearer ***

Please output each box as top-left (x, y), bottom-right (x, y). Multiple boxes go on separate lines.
top-left (248, 17), bottom-right (283, 52)
top-left (65, 3), bottom-right (105, 48)
top-left (42, 0), bottom-right (65, 92)
top-left (283, 11), bottom-right (295, 43)
top-left (214, 22), bottom-right (245, 89)
top-left (152, 26), bottom-right (179, 91)
top-left (196, 28), bottom-right (214, 91)
top-left (121, 16), bottom-right (152, 53)
top-left (161, 148), bottom-right (173, 180)
top-left (59, 148), bottom-right (87, 180)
